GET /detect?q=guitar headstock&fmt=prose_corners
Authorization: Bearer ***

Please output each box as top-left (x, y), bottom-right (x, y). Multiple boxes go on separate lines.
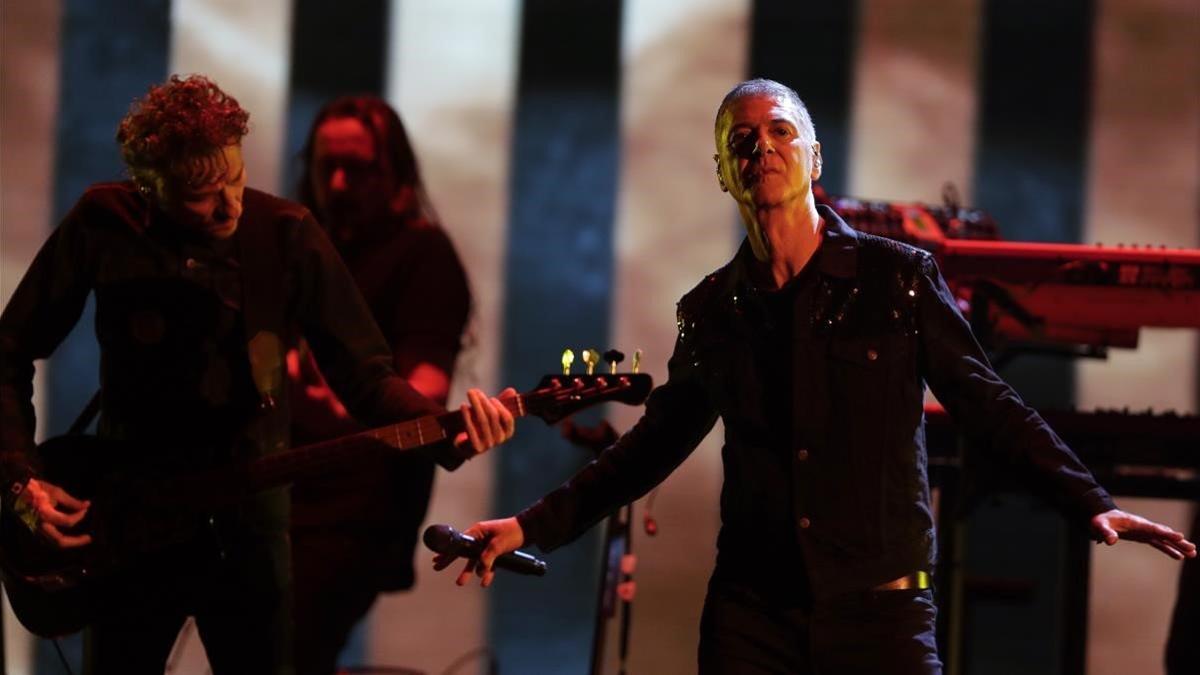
top-left (517, 347), bottom-right (652, 425)
top-left (524, 372), bottom-right (653, 425)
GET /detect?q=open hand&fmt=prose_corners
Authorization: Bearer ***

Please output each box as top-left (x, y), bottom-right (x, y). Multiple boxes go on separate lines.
top-left (432, 517), bottom-right (525, 588)
top-left (454, 388), bottom-right (517, 456)
top-left (1092, 509), bottom-right (1196, 560)
top-left (18, 478), bottom-right (92, 549)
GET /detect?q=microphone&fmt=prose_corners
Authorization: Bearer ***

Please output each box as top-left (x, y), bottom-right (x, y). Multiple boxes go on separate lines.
top-left (423, 524), bottom-right (548, 577)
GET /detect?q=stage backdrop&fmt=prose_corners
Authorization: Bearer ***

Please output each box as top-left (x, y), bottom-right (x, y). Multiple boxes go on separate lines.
top-left (1, 1), bottom-right (1196, 674)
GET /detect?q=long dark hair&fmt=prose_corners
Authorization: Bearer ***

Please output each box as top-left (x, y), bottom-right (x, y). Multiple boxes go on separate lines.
top-left (297, 95), bottom-right (438, 222)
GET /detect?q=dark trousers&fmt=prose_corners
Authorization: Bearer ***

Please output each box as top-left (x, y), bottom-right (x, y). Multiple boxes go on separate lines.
top-left (699, 578), bottom-right (942, 674)
top-left (291, 530), bottom-right (383, 675)
top-left (1166, 508), bottom-right (1199, 675)
top-left (83, 528), bottom-right (293, 675)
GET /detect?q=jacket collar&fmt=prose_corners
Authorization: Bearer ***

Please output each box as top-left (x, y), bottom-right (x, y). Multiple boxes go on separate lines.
top-left (729, 203), bottom-right (859, 292)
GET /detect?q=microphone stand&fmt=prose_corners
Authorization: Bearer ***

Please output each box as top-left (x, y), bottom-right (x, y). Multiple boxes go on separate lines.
top-left (591, 502), bottom-right (635, 675)
top-left (560, 420), bottom-right (636, 675)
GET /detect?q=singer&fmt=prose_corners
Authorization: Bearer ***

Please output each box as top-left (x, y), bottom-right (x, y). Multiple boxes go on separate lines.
top-left (435, 79), bottom-right (1196, 675)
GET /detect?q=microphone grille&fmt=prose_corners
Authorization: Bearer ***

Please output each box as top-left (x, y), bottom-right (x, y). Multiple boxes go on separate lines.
top-left (422, 524), bottom-right (457, 553)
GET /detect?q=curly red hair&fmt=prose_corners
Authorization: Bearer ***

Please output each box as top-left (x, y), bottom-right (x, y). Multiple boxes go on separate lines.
top-left (117, 74), bottom-right (249, 189)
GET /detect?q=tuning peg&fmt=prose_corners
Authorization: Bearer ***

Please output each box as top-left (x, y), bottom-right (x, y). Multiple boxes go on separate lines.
top-left (632, 349), bottom-right (642, 374)
top-left (582, 348), bottom-right (601, 375)
top-left (604, 349), bottom-right (625, 374)
top-left (561, 348), bottom-right (575, 375)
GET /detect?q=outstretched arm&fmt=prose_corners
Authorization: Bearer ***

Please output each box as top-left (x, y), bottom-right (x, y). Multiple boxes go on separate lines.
top-left (916, 255), bottom-right (1193, 561)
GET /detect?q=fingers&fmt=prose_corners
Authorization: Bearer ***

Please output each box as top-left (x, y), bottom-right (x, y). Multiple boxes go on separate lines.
top-left (39, 521), bottom-right (92, 549)
top-left (1095, 519), bottom-right (1119, 546)
top-left (37, 502), bottom-right (88, 529)
top-left (1155, 536), bottom-right (1197, 560)
top-left (455, 559), bottom-right (477, 586)
top-left (44, 484), bottom-right (90, 513)
top-left (498, 387), bottom-right (518, 441)
top-left (1149, 538), bottom-right (1186, 561)
top-left (459, 388), bottom-right (516, 454)
top-left (459, 399), bottom-right (483, 452)
top-left (28, 481), bottom-right (91, 532)
top-left (468, 389), bottom-right (497, 450)
top-left (1178, 537), bottom-right (1198, 557)
top-left (478, 389), bottom-right (513, 449)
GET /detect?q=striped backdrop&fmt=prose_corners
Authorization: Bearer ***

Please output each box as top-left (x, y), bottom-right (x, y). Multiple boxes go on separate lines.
top-left (1, 1), bottom-right (1196, 674)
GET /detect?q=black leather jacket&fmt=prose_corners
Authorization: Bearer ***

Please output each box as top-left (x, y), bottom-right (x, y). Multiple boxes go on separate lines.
top-left (518, 205), bottom-right (1115, 598)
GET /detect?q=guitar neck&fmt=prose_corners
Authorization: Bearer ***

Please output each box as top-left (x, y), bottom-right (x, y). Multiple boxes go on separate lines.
top-left (241, 393), bottom-right (528, 493)
top-left (156, 371), bottom-right (651, 509)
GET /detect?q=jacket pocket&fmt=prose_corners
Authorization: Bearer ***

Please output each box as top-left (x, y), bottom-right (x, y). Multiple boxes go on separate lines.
top-left (818, 335), bottom-right (905, 557)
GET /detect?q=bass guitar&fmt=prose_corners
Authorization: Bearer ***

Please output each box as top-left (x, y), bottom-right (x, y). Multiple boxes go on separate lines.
top-left (0, 371), bottom-right (652, 637)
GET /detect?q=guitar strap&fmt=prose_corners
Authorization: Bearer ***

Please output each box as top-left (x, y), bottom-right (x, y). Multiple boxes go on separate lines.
top-left (67, 390), bottom-right (102, 435)
top-left (237, 214), bottom-right (291, 457)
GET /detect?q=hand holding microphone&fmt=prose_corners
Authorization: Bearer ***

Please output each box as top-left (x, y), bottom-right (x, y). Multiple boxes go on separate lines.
top-left (427, 518), bottom-right (544, 587)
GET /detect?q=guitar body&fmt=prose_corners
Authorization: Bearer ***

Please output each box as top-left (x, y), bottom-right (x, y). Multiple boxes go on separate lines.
top-left (0, 435), bottom-right (211, 637)
top-left (0, 435), bottom-right (136, 636)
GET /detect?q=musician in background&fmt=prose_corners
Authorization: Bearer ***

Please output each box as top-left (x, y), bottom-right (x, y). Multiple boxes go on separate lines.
top-left (0, 75), bottom-right (513, 675)
top-left (287, 95), bottom-right (472, 674)
top-left (437, 79), bottom-right (1195, 674)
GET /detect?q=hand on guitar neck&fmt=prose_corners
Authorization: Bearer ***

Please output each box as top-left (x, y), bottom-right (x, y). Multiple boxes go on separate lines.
top-left (12, 478), bottom-right (92, 549)
top-left (454, 387), bottom-right (518, 456)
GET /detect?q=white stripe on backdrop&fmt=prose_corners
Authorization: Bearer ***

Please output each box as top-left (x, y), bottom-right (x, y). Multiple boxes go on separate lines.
top-left (169, 0), bottom-right (294, 196)
top-left (1081, 1), bottom-right (1200, 674)
top-left (607, 0), bottom-right (750, 671)
top-left (847, 0), bottom-right (981, 204)
top-left (370, 1), bottom-right (521, 672)
top-left (1, 2), bottom-right (63, 673)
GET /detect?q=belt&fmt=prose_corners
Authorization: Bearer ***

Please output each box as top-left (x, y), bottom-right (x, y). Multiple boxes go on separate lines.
top-left (872, 571), bottom-right (932, 591)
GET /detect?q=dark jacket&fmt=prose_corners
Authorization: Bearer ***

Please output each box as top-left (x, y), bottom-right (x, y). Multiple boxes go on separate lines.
top-left (0, 182), bottom-right (457, 532)
top-left (291, 213), bottom-right (471, 591)
top-left (518, 205), bottom-right (1115, 598)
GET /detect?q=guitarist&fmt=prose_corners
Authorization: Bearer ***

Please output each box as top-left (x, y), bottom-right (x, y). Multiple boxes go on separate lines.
top-left (288, 95), bottom-right (474, 674)
top-left (0, 74), bottom-right (514, 675)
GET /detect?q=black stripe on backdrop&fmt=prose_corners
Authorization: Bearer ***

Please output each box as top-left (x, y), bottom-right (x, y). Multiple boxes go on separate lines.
top-left (283, 0), bottom-right (390, 200)
top-left (280, 4), bottom-right (389, 666)
top-left (40, 1), bottom-right (172, 672)
top-left (964, 2), bottom-right (1095, 674)
top-left (749, 0), bottom-right (859, 197)
top-left (972, 0), bottom-right (1094, 409)
top-left (494, 0), bottom-right (623, 672)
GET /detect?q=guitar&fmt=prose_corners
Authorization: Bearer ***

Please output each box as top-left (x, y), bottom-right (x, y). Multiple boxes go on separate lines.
top-left (0, 372), bottom-right (652, 637)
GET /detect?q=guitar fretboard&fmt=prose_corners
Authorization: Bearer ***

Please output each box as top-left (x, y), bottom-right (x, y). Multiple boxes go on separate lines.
top-left (243, 394), bottom-right (527, 493)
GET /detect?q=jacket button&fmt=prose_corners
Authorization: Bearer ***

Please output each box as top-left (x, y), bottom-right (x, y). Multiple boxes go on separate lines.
top-left (797, 448), bottom-right (809, 461)
top-left (866, 349), bottom-right (878, 361)
top-left (799, 517), bottom-right (811, 529)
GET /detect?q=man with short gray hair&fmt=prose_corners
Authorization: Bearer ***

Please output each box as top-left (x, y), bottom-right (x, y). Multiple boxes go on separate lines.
top-left (438, 78), bottom-right (1194, 674)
